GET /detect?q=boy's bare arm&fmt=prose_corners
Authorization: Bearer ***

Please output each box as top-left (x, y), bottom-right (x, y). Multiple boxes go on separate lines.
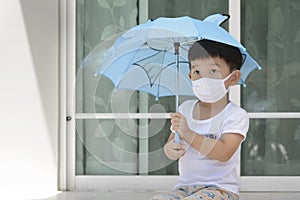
top-left (183, 131), bottom-right (244, 162)
top-left (170, 112), bottom-right (244, 162)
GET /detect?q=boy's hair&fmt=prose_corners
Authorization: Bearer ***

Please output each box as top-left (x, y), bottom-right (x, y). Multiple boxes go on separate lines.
top-left (188, 39), bottom-right (243, 72)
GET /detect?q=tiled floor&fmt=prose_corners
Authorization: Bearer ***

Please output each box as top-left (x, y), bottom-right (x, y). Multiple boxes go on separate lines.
top-left (39, 191), bottom-right (300, 200)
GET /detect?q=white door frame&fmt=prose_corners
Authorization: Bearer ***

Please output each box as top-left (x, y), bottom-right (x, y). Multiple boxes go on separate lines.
top-left (59, 0), bottom-right (76, 191)
top-left (59, 0), bottom-right (300, 192)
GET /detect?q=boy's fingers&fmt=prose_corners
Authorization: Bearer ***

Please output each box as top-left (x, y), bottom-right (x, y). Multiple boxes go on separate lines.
top-left (176, 150), bottom-right (184, 155)
top-left (173, 143), bottom-right (185, 150)
top-left (170, 112), bottom-right (181, 118)
top-left (173, 113), bottom-right (181, 118)
top-left (176, 148), bottom-right (186, 157)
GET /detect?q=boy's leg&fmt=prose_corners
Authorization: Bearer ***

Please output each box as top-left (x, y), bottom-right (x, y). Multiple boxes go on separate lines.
top-left (184, 186), bottom-right (239, 200)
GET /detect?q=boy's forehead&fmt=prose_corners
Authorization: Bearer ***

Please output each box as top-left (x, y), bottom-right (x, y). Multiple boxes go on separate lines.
top-left (190, 57), bottom-right (225, 68)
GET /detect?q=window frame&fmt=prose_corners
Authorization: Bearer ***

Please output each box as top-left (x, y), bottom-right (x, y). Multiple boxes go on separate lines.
top-left (59, 0), bottom-right (300, 191)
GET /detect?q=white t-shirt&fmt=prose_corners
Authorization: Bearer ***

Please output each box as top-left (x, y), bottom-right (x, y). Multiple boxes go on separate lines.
top-left (175, 100), bottom-right (249, 195)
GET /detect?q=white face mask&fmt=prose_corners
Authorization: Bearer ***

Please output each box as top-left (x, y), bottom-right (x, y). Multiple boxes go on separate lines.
top-left (192, 73), bottom-right (232, 103)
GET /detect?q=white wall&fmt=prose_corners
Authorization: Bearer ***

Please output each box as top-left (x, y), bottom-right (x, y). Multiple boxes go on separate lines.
top-left (0, 0), bottom-right (59, 198)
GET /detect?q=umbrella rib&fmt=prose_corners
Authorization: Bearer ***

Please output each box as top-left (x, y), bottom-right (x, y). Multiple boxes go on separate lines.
top-left (156, 49), bottom-right (169, 100)
top-left (121, 47), bottom-right (146, 76)
top-left (163, 61), bottom-right (189, 69)
top-left (132, 45), bottom-right (174, 88)
top-left (133, 47), bottom-right (161, 63)
top-left (132, 63), bottom-right (157, 87)
top-left (121, 42), bottom-right (160, 74)
top-left (130, 44), bottom-right (162, 87)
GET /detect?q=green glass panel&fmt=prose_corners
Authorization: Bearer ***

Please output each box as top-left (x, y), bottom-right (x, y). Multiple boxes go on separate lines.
top-left (242, 119), bottom-right (300, 176)
top-left (241, 0), bottom-right (300, 112)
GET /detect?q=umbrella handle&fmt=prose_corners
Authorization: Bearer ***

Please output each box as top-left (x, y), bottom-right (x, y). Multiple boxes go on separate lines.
top-left (174, 131), bottom-right (180, 144)
top-left (170, 126), bottom-right (180, 144)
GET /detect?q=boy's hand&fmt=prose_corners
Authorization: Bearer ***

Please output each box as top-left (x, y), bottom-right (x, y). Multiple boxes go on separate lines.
top-left (170, 112), bottom-right (190, 138)
top-left (164, 139), bottom-right (186, 160)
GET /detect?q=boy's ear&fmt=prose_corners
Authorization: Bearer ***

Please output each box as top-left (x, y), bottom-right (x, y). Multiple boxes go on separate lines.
top-left (188, 72), bottom-right (192, 79)
top-left (229, 70), bottom-right (241, 85)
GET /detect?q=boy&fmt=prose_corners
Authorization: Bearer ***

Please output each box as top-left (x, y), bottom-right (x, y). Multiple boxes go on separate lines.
top-left (149, 39), bottom-right (249, 200)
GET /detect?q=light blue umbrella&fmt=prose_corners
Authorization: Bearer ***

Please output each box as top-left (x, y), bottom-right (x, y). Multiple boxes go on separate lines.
top-left (96, 14), bottom-right (262, 143)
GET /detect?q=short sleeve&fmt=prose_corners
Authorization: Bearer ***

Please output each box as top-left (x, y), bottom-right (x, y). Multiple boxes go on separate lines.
top-left (222, 105), bottom-right (249, 141)
top-left (178, 100), bottom-right (197, 118)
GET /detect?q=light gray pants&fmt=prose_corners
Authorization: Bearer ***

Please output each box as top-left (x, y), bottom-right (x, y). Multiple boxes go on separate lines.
top-left (148, 185), bottom-right (239, 200)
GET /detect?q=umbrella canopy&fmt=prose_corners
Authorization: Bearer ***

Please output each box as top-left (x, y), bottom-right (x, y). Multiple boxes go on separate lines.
top-left (96, 14), bottom-right (261, 98)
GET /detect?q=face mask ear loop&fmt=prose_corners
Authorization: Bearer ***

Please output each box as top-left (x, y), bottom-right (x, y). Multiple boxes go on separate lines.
top-left (223, 71), bottom-right (234, 91)
top-left (224, 71), bottom-right (234, 82)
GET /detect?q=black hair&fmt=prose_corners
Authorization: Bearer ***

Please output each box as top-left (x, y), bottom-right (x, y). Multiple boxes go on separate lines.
top-left (188, 39), bottom-right (243, 71)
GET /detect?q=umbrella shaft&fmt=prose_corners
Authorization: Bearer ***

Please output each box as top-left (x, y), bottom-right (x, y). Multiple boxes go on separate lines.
top-left (175, 43), bottom-right (180, 112)
top-left (174, 42), bottom-right (180, 55)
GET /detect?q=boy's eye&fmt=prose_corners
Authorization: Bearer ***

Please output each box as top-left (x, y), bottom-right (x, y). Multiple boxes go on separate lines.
top-left (209, 69), bottom-right (218, 74)
top-left (194, 70), bottom-right (200, 74)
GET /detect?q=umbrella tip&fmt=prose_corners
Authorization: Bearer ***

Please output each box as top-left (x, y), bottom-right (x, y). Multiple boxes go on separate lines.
top-left (222, 14), bottom-right (230, 19)
top-left (241, 81), bottom-right (247, 88)
top-left (203, 13), bottom-right (230, 26)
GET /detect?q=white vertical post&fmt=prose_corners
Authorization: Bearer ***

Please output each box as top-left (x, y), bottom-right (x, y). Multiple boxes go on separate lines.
top-left (229, 0), bottom-right (242, 177)
top-left (66, 0), bottom-right (76, 190)
top-left (59, 0), bottom-right (76, 191)
top-left (229, 0), bottom-right (241, 107)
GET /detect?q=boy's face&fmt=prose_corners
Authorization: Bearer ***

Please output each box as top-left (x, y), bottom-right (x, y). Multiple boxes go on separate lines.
top-left (189, 56), bottom-right (240, 88)
top-left (189, 56), bottom-right (230, 80)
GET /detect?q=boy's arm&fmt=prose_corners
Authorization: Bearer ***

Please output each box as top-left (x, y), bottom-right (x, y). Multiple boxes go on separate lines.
top-left (183, 131), bottom-right (244, 162)
top-left (170, 112), bottom-right (244, 162)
